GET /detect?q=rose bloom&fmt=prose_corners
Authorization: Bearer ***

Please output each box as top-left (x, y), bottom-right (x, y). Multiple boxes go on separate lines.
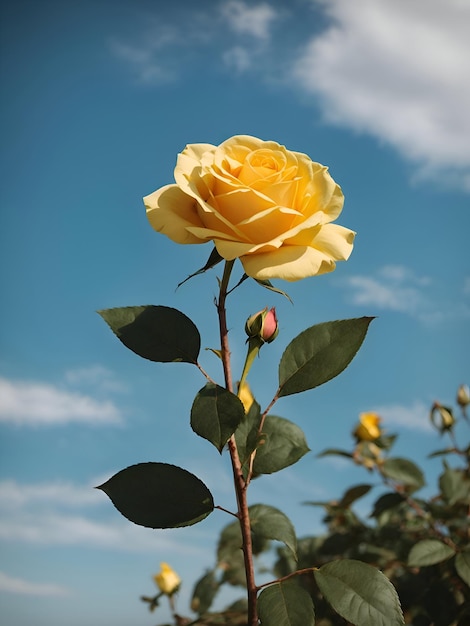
top-left (353, 412), bottom-right (382, 441)
top-left (145, 135), bottom-right (355, 281)
top-left (153, 562), bottom-right (181, 596)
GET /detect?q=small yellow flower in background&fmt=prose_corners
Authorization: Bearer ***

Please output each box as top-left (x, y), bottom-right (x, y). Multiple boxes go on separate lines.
top-left (238, 380), bottom-right (254, 413)
top-left (153, 562), bottom-right (181, 596)
top-left (353, 412), bottom-right (382, 441)
top-left (145, 135), bottom-right (355, 282)
top-left (457, 384), bottom-right (470, 408)
top-left (430, 402), bottom-right (456, 433)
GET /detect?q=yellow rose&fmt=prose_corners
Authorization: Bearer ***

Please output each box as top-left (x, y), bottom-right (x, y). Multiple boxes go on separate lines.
top-left (153, 562), bottom-right (181, 595)
top-left (353, 412), bottom-right (382, 441)
top-left (144, 135), bottom-right (355, 281)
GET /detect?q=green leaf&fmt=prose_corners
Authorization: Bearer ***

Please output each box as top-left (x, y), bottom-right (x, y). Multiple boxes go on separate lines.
top-left (234, 399), bottom-right (261, 478)
top-left (317, 448), bottom-right (354, 459)
top-left (97, 462), bottom-right (214, 528)
top-left (339, 484), bottom-right (373, 508)
top-left (428, 447), bottom-right (456, 458)
top-left (191, 383), bottom-right (245, 453)
top-left (258, 581), bottom-right (315, 626)
top-left (278, 317), bottom-right (374, 397)
top-left (439, 465), bottom-right (470, 505)
top-left (381, 457), bottom-right (425, 491)
top-left (370, 493), bottom-right (404, 519)
top-left (252, 416), bottom-right (310, 476)
top-left (254, 278), bottom-right (293, 303)
top-left (177, 247), bottom-right (223, 288)
top-left (98, 305), bottom-right (200, 364)
top-left (249, 504), bottom-right (297, 559)
top-left (407, 539), bottom-right (456, 567)
top-left (314, 559), bottom-right (404, 626)
top-left (455, 550), bottom-right (470, 587)
top-left (190, 569), bottom-right (219, 615)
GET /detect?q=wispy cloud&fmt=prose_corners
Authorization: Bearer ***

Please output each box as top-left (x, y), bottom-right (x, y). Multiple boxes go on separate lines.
top-left (343, 265), bottom-right (438, 321)
top-left (109, 36), bottom-right (177, 85)
top-left (220, 1), bottom-right (278, 40)
top-left (373, 400), bottom-right (433, 434)
top-left (292, 0), bottom-right (470, 190)
top-left (0, 571), bottom-right (70, 597)
top-left (0, 478), bottom-right (208, 555)
top-left (222, 46), bottom-right (253, 73)
top-left (109, 1), bottom-right (280, 82)
top-left (64, 364), bottom-right (126, 393)
top-left (0, 376), bottom-right (123, 426)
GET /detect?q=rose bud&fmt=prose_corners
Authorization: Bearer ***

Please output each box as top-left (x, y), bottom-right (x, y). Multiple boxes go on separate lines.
top-left (430, 402), bottom-right (456, 432)
top-left (457, 384), bottom-right (470, 408)
top-left (353, 412), bottom-right (382, 441)
top-left (245, 307), bottom-right (279, 344)
top-left (153, 562), bottom-right (181, 596)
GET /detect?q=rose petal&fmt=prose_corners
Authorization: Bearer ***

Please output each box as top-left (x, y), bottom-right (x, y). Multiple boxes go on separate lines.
top-left (240, 246), bottom-right (337, 281)
top-left (310, 223), bottom-right (356, 261)
top-left (144, 185), bottom-right (206, 245)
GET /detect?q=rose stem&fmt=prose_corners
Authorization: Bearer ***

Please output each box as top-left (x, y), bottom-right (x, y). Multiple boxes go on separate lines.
top-left (217, 260), bottom-right (258, 626)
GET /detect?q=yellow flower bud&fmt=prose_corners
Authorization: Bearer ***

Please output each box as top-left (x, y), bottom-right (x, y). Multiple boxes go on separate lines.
top-left (430, 402), bottom-right (455, 432)
top-left (353, 412), bottom-right (382, 441)
top-left (457, 384), bottom-right (470, 408)
top-left (153, 563), bottom-right (181, 596)
top-left (238, 380), bottom-right (254, 413)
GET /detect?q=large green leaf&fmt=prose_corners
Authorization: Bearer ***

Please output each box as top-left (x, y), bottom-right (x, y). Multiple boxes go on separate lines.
top-left (455, 549), bottom-right (470, 587)
top-left (98, 305), bottom-right (200, 363)
top-left (249, 504), bottom-right (297, 559)
top-left (191, 383), bottom-right (245, 452)
top-left (314, 559), bottom-right (404, 626)
top-left (381, 457), bottom-right (425, 492)
top-left (278, 318), bottom-right (374, 397)
top-left (252, 416), bottom-right (310, 476)
top-left (407, 539), bottom-right (455, 567)
top-left (258, 582), bottom-right (315, 626)
top-left (97, 462), bottom-right (213, 528)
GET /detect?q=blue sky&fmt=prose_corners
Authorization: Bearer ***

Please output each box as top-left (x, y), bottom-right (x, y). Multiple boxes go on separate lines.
top-left (1, 0), bottom-right (469, 624)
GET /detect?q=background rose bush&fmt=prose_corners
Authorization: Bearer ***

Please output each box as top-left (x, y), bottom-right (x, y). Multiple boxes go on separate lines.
top-left (145, 135), bottom-right (355, 281)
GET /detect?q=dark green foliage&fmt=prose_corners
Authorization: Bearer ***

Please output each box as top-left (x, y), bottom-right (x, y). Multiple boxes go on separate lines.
top-left (98, 305), bottom-right (201, 363)
top-left (278, 317), bottom-right (374, 397)
top-left (97, 462), bottom-right (213, 528)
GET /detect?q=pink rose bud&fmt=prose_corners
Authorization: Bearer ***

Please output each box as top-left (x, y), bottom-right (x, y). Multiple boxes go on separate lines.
top-left (245, 307), bottom-right (279, 343)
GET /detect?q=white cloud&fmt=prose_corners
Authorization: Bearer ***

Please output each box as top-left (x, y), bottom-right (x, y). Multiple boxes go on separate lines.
top-left (0, 571), bottom-right (70, 597)
top-left (293, 0), bottom-right (470, 189)
top-left (0, 479), bottom-right (102, 509)
top-left (220, 1), bottom-right (277, 39)
top-left (343, 265), bottom-right (436, 320)
top-left (109, 39), bottom-right (175, 84)
top-left (373, 401), bottom-right (433, 433)
top-left (0, 376), bottom-right (123, 426)
top-left (65, 365), bottom-right (126, 393)
top-left (0, 478), bottom-right (208, 555)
